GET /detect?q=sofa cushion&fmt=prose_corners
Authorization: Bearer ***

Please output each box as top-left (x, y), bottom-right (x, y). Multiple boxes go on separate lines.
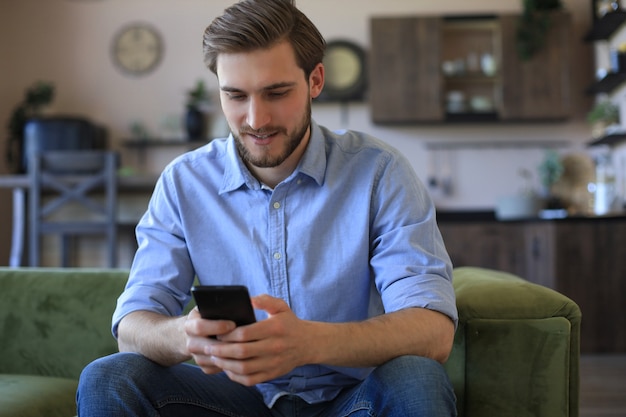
top-left (0, 267), bottom-right (128, 379)
top-left (0, 374), bottom-right (77, 417)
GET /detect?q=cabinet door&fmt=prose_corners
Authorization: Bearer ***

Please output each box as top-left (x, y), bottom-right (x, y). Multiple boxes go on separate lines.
top-left (499, 11), bottom-right (571, 120)
top-left (522, 222), bottom-right (556, 288)
top-left (438, 222), bottom-right (527, 275)
top-left (369, 17), bottom-right (443, 123)
top-left (551, 221), bottom-right (626, 353)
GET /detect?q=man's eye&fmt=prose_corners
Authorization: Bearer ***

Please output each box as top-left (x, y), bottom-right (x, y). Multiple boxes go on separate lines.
top-left (227, 93), bottom-right (246, 101)
top-left (268, 90), bottom-right (288, 99)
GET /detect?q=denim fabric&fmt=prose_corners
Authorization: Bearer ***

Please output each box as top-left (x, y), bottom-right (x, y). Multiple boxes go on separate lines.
top-left (77, 353), bottom-right (456, 417)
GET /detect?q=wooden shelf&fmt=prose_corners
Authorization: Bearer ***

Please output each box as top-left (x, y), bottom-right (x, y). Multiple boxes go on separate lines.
top-left (444, 74), bottom-right (500, 83)
top-left (122, 138), bottom-right (209, 148)
top-left (586, 72), bottom-right (626, 94)
top-left (444, 112), bottom-right (499, 122)
top-left (588, 132), bottom-right (626, 147)
top-left (584, 10), bottom-right (626, 41)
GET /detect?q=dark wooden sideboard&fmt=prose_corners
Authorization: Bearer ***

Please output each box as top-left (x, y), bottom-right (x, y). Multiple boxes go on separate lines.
top-left (438, 211), bottom-right (626, 353)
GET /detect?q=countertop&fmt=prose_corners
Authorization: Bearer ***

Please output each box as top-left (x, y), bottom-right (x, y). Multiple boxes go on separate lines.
top-left (436, 209), bottom-right (626, 222)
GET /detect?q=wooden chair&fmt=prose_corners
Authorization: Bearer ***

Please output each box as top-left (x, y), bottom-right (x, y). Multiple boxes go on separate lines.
top-left (28, 150), bottom-right (118, 267)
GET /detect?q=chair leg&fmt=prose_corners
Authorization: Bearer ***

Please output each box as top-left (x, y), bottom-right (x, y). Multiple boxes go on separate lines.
top-left (61, 235), bottom-right (71, 267)
top-left (108, 231), bottom-right (118, 268)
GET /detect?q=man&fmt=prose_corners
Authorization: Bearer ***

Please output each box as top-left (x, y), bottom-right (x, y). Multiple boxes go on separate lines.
top-left (77, 0), bottom-right (458, 415)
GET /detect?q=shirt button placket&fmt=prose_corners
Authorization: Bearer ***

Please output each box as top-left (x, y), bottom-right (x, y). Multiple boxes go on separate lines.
top-left (269, 192), bottom-right (289, 303)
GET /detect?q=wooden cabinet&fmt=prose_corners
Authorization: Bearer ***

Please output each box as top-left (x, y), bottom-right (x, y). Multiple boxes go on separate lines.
top-left (438, 221), bottom-right (527, 273)
top-left (369, 17), bottom-right (443, 123)
top-left (500, 12), bottom-right (571, 120)
top-left (369, 12), bottom-right (571, 123)
top-left (438, 216), bottom-right (626, 353)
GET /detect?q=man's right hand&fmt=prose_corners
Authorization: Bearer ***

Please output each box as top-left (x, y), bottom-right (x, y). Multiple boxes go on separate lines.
top-left (184, 308), bottom-right (239, 374)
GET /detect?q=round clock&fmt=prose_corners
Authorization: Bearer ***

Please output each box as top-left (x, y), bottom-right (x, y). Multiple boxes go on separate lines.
top-left (111, 23), bottom-right (163, 76)
top-left (317, 40), bottom-right (367, 102)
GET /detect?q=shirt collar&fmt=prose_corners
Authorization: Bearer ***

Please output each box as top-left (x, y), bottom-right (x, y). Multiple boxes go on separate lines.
top-left (219, 120), bottom-right (326, 194)
top-left (297, 120), bottom-right (326, 187)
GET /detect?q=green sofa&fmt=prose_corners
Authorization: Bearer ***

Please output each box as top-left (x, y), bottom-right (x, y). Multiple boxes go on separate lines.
top-left (0, 266), bottom-right (581, 417)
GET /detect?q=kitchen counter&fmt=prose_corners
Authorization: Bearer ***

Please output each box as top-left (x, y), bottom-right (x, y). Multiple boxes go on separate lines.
top-left (436, 208), bottom-right (626, 223)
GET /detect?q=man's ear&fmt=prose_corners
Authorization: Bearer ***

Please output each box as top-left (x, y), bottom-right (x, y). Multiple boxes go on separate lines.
top-left (309, 63), bottom-right (324, 99)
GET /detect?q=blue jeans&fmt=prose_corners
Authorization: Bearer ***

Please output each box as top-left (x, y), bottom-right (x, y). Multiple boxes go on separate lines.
top-left (77, 353), bottom-right (457, 416)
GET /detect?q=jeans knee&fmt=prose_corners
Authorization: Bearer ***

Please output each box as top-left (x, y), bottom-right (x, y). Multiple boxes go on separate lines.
top-left (77, 353), bottom-right (162, 416)
top-left (369, 356), bottom-right (457, 416)
top-left (79, 352), bottom-right (154, 397)
top-left (375, 355), bottom-right (448, 382)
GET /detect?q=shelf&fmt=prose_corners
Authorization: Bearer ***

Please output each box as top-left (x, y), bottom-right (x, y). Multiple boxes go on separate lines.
top-left (444, 74), bottom-right (500, 83)
top-left (425, 140), bottom-right (568, 150)
top-left (586, 72), bottom-right (626, 94)
top-left (444, 112), bottom-right (499, 122)
top-left (588, 132), bottom-right (626, 147)
top-left (122, 138), bottom-right (209, 148)
top-left (584, 10), bottom-right (626, 41)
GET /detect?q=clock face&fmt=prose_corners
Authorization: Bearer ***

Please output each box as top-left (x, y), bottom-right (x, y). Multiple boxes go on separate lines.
top-left (112, 23), bottom-right (163, 76)
top-left (317, 40), bottom-right (367, 102)
top-left (325, 46), bottom-right (362, 90)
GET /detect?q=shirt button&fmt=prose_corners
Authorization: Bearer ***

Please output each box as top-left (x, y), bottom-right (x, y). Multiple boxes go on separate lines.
top-left (273, 252), bottom-right (281, 260)
top-left (273, 202), bottom-right (281, 209)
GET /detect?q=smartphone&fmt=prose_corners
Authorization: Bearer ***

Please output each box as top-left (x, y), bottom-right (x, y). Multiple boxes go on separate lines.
top-left (191, 285), bottom-right (256, 327)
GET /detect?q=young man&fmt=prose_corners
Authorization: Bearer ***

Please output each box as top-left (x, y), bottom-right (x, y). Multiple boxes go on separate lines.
top-left (77, 0), bottom-right (458, 415)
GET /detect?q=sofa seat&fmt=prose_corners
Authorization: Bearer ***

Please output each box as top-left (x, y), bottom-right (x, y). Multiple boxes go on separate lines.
top-left (0, 266), bottom-right (580, 417)
top-left (0, 374), bottom-right (77, 417)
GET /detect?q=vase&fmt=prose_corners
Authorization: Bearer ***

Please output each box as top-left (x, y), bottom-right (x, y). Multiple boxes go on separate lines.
top-left (185, 107), bottom-right (205, 140)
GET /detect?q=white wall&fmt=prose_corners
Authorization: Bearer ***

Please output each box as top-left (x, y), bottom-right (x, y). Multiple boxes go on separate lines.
top-left (0, 0), bottom-right (597, 263)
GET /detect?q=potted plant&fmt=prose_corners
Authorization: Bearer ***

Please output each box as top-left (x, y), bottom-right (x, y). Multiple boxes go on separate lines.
top-left (537, 149), bottom-right (564, 209)
top-left (5, 81), bottom-right (55, 173)
top-left (516, 0), bottom-right (563, 61)
top-left (587, 99), bottom-right (620, 138)
top-left (184, 79), bottom-right (211, 140)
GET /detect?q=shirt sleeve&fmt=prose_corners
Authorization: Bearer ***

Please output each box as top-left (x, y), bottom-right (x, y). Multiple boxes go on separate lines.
top-left (369, 149), bottom-right (458, 327)
top-left (111, 170), bottom-right (196, 338)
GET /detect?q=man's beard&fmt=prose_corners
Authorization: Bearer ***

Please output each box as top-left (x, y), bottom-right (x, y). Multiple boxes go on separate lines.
top-left (234, 101), bottom-right (311, 169)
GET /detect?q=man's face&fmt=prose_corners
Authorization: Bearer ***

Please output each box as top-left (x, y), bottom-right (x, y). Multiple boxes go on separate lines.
top-left (217, 40), bottom-right (324, 170)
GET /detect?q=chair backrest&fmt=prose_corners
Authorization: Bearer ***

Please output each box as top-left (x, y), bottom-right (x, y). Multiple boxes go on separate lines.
top-left (28, 150), bottom-right (118, 267)
top-left (22, 116), bottom-right (108, 173)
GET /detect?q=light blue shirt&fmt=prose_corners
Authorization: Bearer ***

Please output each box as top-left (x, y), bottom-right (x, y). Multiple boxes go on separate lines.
top-left (113, 120), bottom-right (457, 407)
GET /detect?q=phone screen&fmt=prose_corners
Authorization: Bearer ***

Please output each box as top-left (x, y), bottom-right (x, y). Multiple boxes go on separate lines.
top-left (191, 285), bottom-right (256, 327)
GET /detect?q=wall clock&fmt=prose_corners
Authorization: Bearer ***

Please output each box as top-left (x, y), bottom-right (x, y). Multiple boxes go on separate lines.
top-left (317, 39), bottom-right (367, 102)
top-left (111, 23), bottom-right (163, 76)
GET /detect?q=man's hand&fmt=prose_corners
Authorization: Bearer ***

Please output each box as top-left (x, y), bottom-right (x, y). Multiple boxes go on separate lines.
top-left (184, 293), bottom-right (455, 387)
top-left (185, 294), bottom-right (314, 386)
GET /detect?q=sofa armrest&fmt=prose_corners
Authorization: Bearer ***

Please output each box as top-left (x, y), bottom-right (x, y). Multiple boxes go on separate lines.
top-left (446, 267), bottom-right (581, 417)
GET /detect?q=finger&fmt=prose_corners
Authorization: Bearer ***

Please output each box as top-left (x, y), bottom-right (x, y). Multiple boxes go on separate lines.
top-left (185, 310), bottom-right (237, 338)
top-left (223, 369), bottom-right (267, 387)
top-left (193, 354), bottom-right (223, 375)
top-left (251, 294), bottom-right (290, 316)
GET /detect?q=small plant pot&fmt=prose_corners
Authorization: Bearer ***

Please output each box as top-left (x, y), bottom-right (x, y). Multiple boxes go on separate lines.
top-left (185, 107), bottom-right (206, 140)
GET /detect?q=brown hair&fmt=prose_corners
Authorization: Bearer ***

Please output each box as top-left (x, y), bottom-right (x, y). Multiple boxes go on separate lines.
top-left (202, 0), bottom-right (326, 78)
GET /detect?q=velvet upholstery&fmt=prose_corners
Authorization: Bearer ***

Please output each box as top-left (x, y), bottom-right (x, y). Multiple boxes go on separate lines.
top-left (447, 267), bottom-right (581, 417)
top-left (0, 266), bottom-right (580, 417)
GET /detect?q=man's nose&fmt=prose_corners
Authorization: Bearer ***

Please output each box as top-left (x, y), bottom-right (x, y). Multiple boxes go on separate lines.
top-left (246, 98), bottom-right (271, 130)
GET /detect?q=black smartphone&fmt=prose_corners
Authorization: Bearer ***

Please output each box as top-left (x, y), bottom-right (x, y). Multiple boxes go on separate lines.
top-left (191, 285), bottom-right (256, 327)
